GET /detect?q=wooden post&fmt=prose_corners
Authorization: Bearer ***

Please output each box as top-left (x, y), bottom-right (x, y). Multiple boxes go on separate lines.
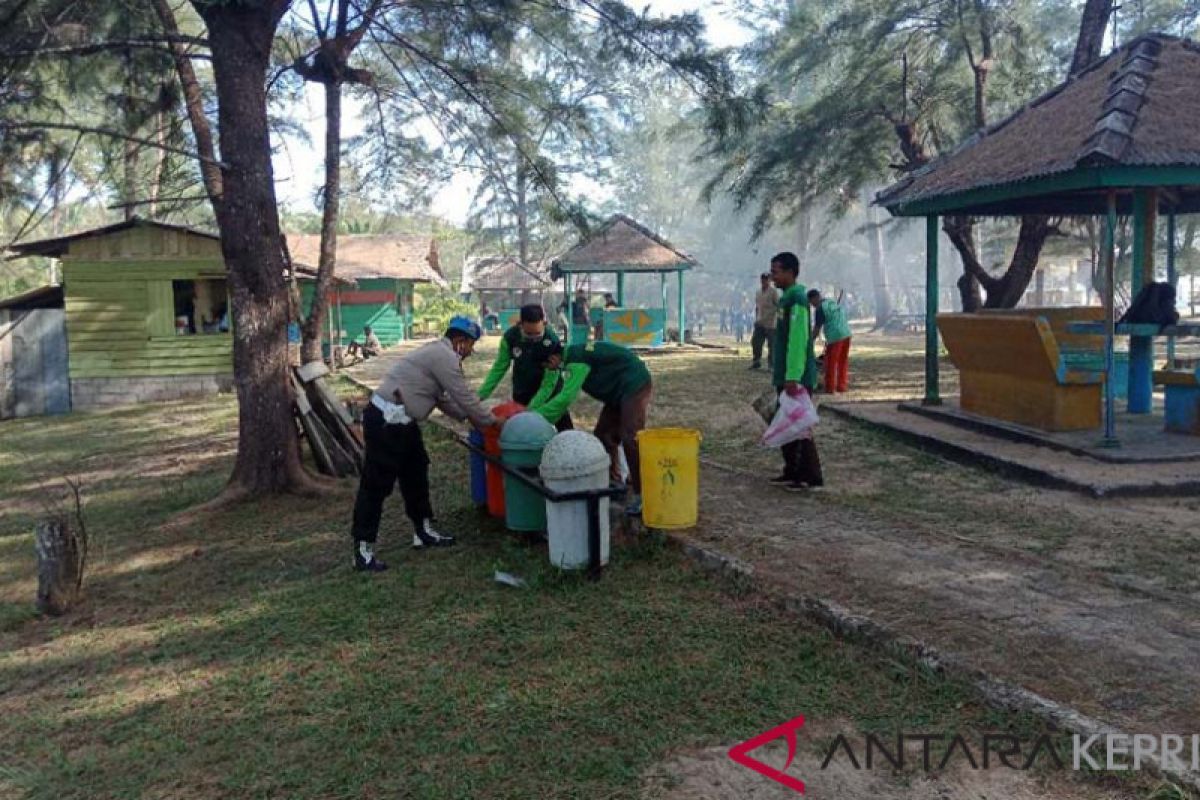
top-left (660, 273), bottom-right (668, 325)
top-left (1168, 212), bottom-right (1178, 367)
top-left (1103, 190), bottom-right (1119, 446)
top-left (1127, 189), bottom-right (1156, 414)
top-left (924, 215), bottom-right (940, 406)
top-left (564, 272), bottom-right (573, 344)
top-left (35, 519), bottom-right (82, 616)
top-left (677, 269), bottom-right (686, 347)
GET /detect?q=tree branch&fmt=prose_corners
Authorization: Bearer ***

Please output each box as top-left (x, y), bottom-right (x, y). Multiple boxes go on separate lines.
top-left (1, 122), bottom-right (227, 167)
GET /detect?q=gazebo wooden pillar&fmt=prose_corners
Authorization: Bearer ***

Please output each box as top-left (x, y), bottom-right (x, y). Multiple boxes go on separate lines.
top-left (877, 34), bottom-right (1200, 443)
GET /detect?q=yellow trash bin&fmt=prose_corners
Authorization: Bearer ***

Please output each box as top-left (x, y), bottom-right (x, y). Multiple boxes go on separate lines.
top-left (637, 428), bottom-right (702, 529)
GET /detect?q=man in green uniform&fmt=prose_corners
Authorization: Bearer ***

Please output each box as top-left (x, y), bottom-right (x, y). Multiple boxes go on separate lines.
top-left (770, 252), bottom-right (824, 490)
top-left (529, 341), bottom-right (652, 515)
top-left (478, 304), bottom-right (573, 431)
top-left (808, 289), bottom-right (852, 393)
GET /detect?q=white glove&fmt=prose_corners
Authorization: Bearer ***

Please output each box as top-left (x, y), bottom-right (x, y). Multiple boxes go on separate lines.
top-left (383, 404), bottom-right (411, 425)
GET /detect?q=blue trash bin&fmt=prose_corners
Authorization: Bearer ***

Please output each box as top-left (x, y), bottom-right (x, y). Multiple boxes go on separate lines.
top-left (468, 428), bottom-right (488, 507)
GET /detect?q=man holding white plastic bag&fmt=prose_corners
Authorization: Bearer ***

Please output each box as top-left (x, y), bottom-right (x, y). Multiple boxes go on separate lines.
top-left (766, 252), bottom-right (823, 490)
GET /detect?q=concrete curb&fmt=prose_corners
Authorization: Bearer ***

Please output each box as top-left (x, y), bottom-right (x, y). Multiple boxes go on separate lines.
top-left (661, 531), bottom-right (1200, 791)
top-left (823, 403), bottom-right (1200, 499)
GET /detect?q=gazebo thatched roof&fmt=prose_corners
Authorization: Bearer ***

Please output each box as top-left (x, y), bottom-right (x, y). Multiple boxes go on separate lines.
top-left (288, 234), bottom-right (447, 287)
top-left (552, 214), bottom-right (696, 274)
top-left (878, 34), bottom-right (1200, 217)
top-left (467, 256), bottom-right (550, 292)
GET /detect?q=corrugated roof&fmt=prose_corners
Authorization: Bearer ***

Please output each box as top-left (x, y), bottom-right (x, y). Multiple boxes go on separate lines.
top-left (467, 256), bottom-right (550, 291)
top-left (877, 35), bottom-right (1200, 213)
top-left (0, 284), bottom-right (63, 311)
top-left (553, 214), bottom-right (696, 273)
top-left (287, 234), bottom-right (447, 287)
top-left (7, 217), bottom-right (218, 258)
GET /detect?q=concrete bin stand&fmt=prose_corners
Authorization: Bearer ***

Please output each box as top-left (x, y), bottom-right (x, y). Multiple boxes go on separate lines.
top-left (539, 431), bottom-right (612, 569)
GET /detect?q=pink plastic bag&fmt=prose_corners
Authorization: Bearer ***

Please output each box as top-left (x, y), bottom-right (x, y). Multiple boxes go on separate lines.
top-left (760, 389), bottom-right (819, 447)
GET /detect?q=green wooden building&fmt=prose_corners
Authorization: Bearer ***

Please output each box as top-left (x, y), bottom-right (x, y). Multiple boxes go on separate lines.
top-left (289, 234), bottom-right (447, 349)
top-left (8, 219), bottom-right (234, 410)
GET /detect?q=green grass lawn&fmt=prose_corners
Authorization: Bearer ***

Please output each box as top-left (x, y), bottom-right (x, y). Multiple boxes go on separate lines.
top-left (0, 337), bottom-right (1180, 798)
top-left (0, 388), bottom-right (1084, 800)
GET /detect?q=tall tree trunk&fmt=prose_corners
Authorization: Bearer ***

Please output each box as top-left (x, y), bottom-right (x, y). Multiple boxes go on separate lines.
top-left (122, 52), bottom-right (139, 222)
top-left (945, 216), bottom-right (983, 311)
top-left (516, 158), bottom-right (529, 265)
top-left (197, 0), bottom-right (316, 496)
top-left (863, 195), bottom-right (892, 327)
top-left (797, 209), bottom-right (812, 269)
top-left (47, 148), bottom-right (64, 234)
top-left (154, 0), bottom-right (223, 210)
top-left (149, 109), bottom-right (168, 218)
top-left (1071, 0), bottom-right (1115, 74)
top-left (301, 80), bottom-right (342, 365)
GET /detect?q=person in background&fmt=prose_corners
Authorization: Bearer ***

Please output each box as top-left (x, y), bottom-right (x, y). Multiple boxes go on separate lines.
top-left (604, 293), bottom-right (619, 309)
top-left (809, 289), bottom-right (852, 393)
top-left (350, 316), bottom-right (498, 572)
top-left (478, 304), bottom-right (572, 431)
top-left (750, 272), bottom-right (778, 370)
top-left (734, 307), bottom-right (747, 344)
top-left (770, 252), bottom-right (823, 491)
top-left (346, 325), bottom-right (382, 361)
top-left (528, 340), bottom-right (652, 516)
top-left (363, 325), bottom-right (382, 358)
top-left (719, 307), bottom-right (728, 334)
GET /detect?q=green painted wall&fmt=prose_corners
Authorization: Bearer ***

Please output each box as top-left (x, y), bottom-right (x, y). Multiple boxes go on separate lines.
top-left (300, 278), bottom-right (415, 348)
top-left (63, 260), bottom-right (232, 379)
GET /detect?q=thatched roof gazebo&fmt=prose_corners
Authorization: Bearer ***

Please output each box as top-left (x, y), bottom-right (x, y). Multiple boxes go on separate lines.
top-left (878, 33), bottom-right (1200, 444)
top-left (552, 214), bottom-right (698, 346)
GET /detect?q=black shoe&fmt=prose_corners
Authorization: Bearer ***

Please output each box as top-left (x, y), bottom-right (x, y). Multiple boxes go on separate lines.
top-left (748, 363), bottom-right (761, 370)
top-left (768, 473), bottom-right (794, 485)
top-left (785, 481), bottom-right (810, 492)
top-left (353, 541), bottom-right (388, 572)
top-left (413, 519), bottom-right (457, 549)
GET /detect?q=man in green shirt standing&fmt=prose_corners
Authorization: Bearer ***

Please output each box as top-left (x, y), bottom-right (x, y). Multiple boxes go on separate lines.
top-left (478, 304), bottom-right (573, 431)
top-left (809, 289), bottom-right (852, 393)
top-left (770, 252), bottom-right (824, 490)
top-left (529, 341), bottom-right (653, 515)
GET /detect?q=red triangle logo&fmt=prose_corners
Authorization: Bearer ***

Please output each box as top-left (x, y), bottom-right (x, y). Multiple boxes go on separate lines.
top-left (727, 715), bottom-right (807, 793)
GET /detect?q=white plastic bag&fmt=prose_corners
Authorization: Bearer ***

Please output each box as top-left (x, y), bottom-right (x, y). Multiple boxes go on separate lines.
top-left (760, 389), bottom-right (819, 447)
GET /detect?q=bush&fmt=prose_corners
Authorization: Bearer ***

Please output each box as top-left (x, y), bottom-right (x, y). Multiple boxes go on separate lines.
top-left (415, 287), bottom-right (479, 332)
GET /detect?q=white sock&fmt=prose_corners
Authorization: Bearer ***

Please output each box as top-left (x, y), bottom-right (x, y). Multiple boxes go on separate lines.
top-left (358, 541), bottom-right (375, 562)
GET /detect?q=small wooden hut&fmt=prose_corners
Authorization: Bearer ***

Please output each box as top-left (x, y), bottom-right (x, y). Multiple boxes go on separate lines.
top-left (8, 219), bottom-right (233, 410)
top-left (289, 234), bottom-right (447, 348)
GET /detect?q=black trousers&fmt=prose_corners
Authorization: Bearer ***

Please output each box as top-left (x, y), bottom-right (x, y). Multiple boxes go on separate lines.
top-left (513, 388), bottom-right (574, 432)
top-left (781, 439), bottom-right (823, 485)
top-left (351, 404), bottom-right (433, 543)
top-left (775, 385), bottom-right (823, 485)
top-left (751, 324), bottom-right (773, 366)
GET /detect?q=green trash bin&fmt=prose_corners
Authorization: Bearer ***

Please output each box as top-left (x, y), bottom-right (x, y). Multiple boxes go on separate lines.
top-left (500, 412), bottom-right (558, 531)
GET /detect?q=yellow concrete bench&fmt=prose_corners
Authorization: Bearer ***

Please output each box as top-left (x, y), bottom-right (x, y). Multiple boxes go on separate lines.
top-left (937, 313), bottom-right (1103, 431)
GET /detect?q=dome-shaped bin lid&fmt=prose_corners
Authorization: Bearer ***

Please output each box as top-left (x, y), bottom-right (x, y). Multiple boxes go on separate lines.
top-left (499, 412), bottom-right (558, 451)
top-left (539, 430), bottom-right (611, 481)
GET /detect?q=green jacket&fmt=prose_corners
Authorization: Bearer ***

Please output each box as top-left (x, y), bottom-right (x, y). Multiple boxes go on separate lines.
top-left (773, 284), bottom-right (818, 389)
top-left (528, 342), bottom-right (651, 424)
top-left (818, 299), bottom-right (852, 344)
top-left (478, 325), bottom-right (562, 402)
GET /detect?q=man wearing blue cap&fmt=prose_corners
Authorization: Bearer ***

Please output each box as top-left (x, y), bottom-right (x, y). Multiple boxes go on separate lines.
top-left (350, 315), bottom-right (499, 572)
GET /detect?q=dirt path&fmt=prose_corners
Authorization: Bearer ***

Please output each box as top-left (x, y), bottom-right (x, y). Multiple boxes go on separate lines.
top-left (683, 466), bottom-right (1200, 736)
